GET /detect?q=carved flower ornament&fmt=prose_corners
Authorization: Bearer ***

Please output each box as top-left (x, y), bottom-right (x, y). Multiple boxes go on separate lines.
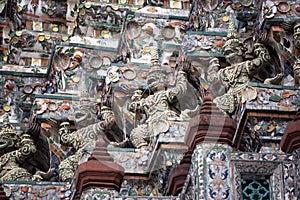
top-left (263, 0), bottom-right (277, 18)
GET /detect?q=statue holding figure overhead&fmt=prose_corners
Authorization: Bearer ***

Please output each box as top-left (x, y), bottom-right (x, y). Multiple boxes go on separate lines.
top-left (58, 102), bottom-right (119, 182)
top-left (128, 49), bottom-right (189, 149)
top-left (0, 113), bottom-right (53, 181)
top-left (207, 22), bottom-right (271, 115)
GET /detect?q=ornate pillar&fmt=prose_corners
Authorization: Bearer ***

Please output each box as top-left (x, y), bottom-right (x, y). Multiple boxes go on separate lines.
top-left (73, 137), bottom-right (124, 200)
top-left (180, 92), bottom-right (236, 200)
top-left (280, 109), bottom-right (300, 199)
top-left (167, 150), bottom-right (193, 196)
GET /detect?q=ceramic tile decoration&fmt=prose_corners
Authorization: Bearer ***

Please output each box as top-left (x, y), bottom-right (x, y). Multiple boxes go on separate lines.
top-left (0, 0), bottom-right (299, 199)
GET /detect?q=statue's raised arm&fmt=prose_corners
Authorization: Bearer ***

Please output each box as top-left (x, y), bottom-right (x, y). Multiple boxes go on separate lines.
top-left (166, 63), bottom-right (188, 102)
top-left (127, 50), bottom-right (189, 149)
top-left (207, 22), bottom-right (271, 115)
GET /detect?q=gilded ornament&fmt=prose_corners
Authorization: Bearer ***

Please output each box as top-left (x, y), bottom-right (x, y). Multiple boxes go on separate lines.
top-left (68, 27), bottom-right (74, 35)
top-left (254, 125), bottom-right (261, 131)
top-left (11, 37), bottom-right (18, 44)
top-left (222, 15), bottom-right (229, 22)
top-left (38, 34), bottom-right (45, 41)
top-left (34, 22), bottom-right (41, 30)
top-left (15, 31), bottom-right (22, 37)
top-left (79, 9), bottom-right (85, 15)
top-left (267, 124), bottom-right (276, 133)
top-left (45, 34), bottom-right (51, 40)
top-left (52, 26), bottom-right (59, 32)
top-left (62, 36), bottom-right (68, 41)
top-left (84, 2), bottom-right (91, 8)
top-left (32, 58), bottom-right (41, 66)
top-left (3, 105), bottom-right (11, 112)
top-left (112, 5), bottom-right (119, 10)
top-left (144, 46), bottom-right (151, 53)
top-left (172, 1), bottom-right (180, 8)
top-left (281, 91), bottom-right (295, 98)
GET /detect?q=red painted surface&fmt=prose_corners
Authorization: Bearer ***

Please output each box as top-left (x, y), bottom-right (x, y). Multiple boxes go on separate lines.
top-left (281, 109), bottom-right (300, 153)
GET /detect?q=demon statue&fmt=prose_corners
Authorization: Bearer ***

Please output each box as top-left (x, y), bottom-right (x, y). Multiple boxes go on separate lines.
top-left (58, 102), bottom-right (118, 182)
top-left (127, 51), bottom-right (189, 149)
top-left (207, 22), bottom-right (271, 115)
top-left (0, 113), bottom-right (53, 181)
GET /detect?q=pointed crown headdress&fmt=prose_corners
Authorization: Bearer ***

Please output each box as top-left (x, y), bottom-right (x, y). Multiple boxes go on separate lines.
top-left (222, 22), bottom-right (242, 53)
top-left (0, 113), bottom-right (18, 139)
top-left (146, 47), bottom-right (167, 88)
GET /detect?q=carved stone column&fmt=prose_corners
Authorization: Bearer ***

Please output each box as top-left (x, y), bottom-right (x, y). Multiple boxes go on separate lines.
top-left (167, 150), bottom-right (192, 196)
top-left (179, 92), bottom-right (236, 200)
top-left (280, 109), bottom-right (300, 198)
top-left (73, 137), bottom-right (124, 200)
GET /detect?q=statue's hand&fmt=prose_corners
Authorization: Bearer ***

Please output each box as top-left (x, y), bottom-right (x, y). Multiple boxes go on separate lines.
top-left (26, 123), bottom-right (41, 138)
top-left (109, 138), bottom-right (128, 148)
top-left (264, 73), bottom-right (284, 85)
top-left (33, 168), bottom-right (55, 181)
top-left (253, 43), bottom-right (266, 54)
top-left (131, 90), bottom-right (143, 101)
top-left (253, 43), bottom-right (270, 62)
top-left (182, 60), bottom-right (192, 74)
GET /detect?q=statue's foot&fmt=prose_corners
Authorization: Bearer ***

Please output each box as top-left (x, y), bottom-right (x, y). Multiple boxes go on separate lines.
top-left (109, 138), bottom-right (128, 148)
top-left (264, 73), bottom-right (284, 85)
top-left (34, 168), bottom-right (55, 181)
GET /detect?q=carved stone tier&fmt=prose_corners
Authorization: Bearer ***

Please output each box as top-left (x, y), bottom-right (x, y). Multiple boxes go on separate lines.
top-left (73, 137), bottom-right (124, 200)
top-left (166, 150), bottom-right (192, 196)
top-left (184, 92), bottom-right (237, 151)
top-left (232, 83), bottom-right (299, 152)
top-left (280, 109), bottom-right (300, 153)
top-left (167, 92), bottom-right (236, 196)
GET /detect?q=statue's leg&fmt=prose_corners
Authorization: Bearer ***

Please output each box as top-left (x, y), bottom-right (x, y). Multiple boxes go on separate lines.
top-left (59, 154), bottom-right (79, 182)
top-left (130, 124), bottom-right (150, 148)
top-left (213, 94), bottom-right (235, 114)
top-left (2, 168), bottom-right (32, 181)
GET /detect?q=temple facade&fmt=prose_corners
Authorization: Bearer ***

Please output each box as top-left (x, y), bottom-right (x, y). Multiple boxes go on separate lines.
top-left (0, 0), bottom-right (299, 199)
